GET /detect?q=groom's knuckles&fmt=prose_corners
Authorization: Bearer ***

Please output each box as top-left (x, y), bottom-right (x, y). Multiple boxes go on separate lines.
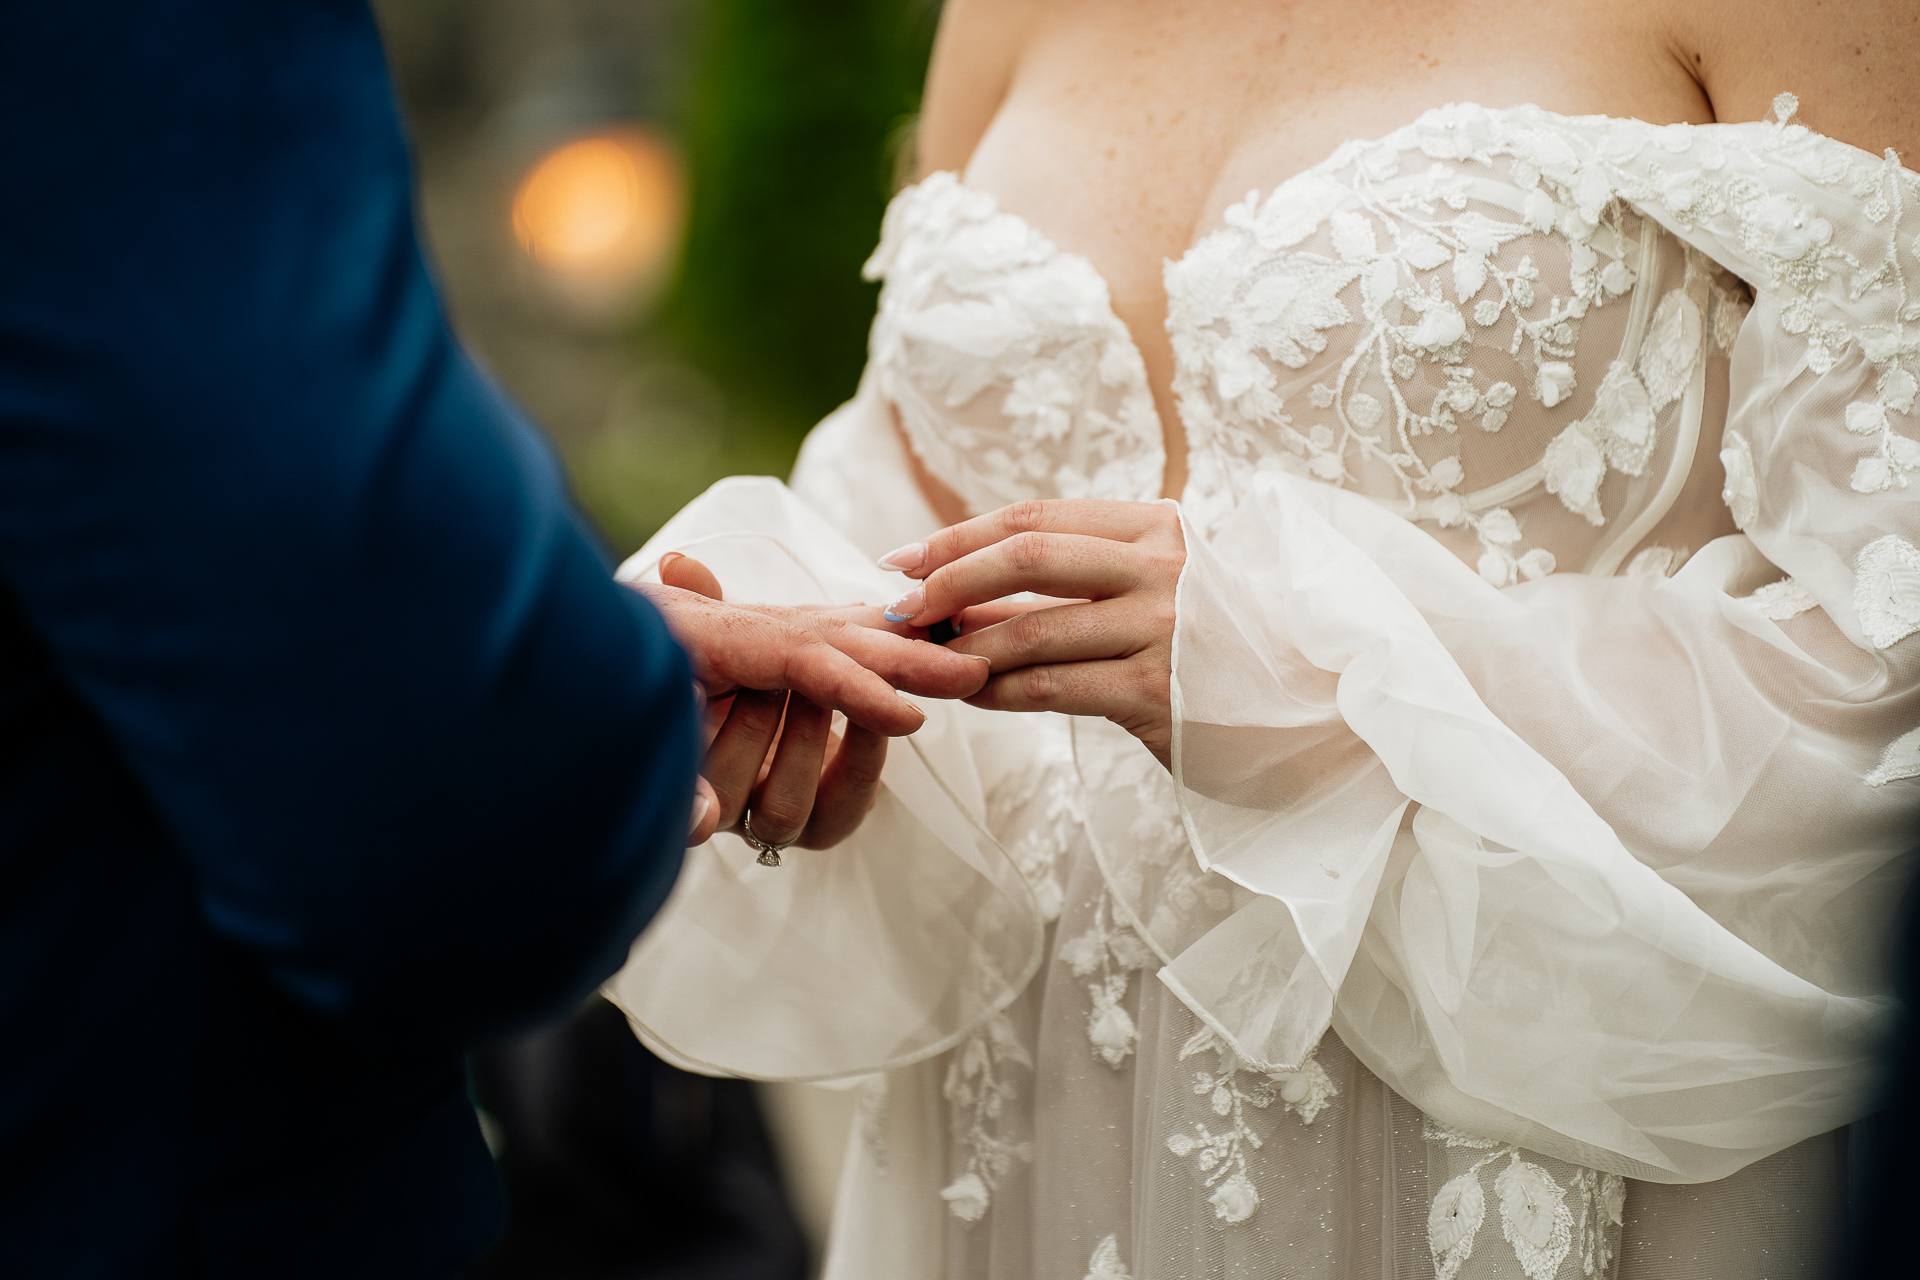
top-left (785, 644), bottom-right (922, 735)
top-left (823, 625), bottom-right (985, 700)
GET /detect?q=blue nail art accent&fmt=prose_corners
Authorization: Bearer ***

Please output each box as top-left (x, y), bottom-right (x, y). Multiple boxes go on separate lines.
top-left (883, 607), bottom-right (913, 622)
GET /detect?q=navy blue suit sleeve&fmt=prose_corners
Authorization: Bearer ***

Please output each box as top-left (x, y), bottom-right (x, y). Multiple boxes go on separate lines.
top-left (0, 0), bottom-right (697, 1050)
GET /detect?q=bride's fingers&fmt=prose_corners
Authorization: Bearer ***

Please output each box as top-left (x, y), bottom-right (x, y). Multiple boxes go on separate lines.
top-left (882, 533), bottom-right (1138, 626)
top-left (964, 657), bottom-right (1166, 720)
top-left (659, 552), bottom-right (725, 600)
top-left (745, 695), bottom-right (831, 844)
top-left (878, 500), bottom-right (1169, 581)
top-left (703, 688), bottom-right (787, 831)
top-left (799, 723), bottom-right (888, 849)
top-left (953, 596), bottom-right (1083, 635)
top-left (946, 600), bottom-right (1151, 670)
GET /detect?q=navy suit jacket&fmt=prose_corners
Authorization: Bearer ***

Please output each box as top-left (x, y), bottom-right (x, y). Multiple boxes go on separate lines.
top-left (0, 1), bottom-right (699, 1274)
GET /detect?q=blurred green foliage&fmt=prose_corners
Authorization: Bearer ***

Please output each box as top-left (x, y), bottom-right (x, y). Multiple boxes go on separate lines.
top-left (573, 0), bottom-right (938, 552)
top-left (661, 0), bottom-right (936, 427)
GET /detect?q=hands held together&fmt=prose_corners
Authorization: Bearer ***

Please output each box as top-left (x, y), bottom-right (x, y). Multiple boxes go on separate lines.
top-left (638, 498), bottom-right (1186, 853)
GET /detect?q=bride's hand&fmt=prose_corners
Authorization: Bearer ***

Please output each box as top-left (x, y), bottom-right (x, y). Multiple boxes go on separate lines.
top-left (876, 500), bottom-right (1185, 764)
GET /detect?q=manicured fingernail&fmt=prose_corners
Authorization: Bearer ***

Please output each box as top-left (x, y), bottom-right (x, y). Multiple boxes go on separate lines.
top-left (883, 586), bottom-right (925, 622)
top-left (877, 542), bottom-right (926, 572)
top-left (897, 696), bottom-right (927, 726)
top-left (688, 793), bottom-right (710, 836)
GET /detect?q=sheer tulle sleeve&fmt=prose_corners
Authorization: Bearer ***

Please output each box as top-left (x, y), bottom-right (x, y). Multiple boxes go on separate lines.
top-left (601, 387), bottom-right (1049, 1081)
top-left (1157, 106), bottom-right (1920, 1183)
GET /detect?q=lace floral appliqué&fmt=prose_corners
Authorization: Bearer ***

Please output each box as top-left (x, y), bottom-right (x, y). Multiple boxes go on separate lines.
top-left (1059, 890), bottom-right (1156, 1068)
top-left (1423, 1117), bottom-right (1623, 1280)
top-left (941, 1013), bottom-right (1034, 1222)
top-left (1164, 1028), bottom-right (1336, 1224)
top-left (1854, 534), bottom-right (1920, 649)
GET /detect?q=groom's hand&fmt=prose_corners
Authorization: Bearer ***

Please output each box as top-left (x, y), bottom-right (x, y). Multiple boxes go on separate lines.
top-left (634, 572), bottom-right (988, 736)
top-left (636, 553), bottom-right (990, 848)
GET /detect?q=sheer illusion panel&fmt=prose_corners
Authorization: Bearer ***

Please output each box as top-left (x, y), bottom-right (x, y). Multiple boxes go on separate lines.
top-left (1159, 104), bottom-right (1920, 1184)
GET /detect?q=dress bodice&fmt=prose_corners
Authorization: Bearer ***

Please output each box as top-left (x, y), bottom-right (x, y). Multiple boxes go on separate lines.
top-left (864, 103), bottom-right (1786, 585)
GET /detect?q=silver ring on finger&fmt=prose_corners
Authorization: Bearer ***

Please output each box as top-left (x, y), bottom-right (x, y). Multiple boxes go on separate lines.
top-left (742, 808), bottom-right (799, 867)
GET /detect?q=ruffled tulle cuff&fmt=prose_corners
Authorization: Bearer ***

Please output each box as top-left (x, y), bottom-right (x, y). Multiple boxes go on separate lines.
top-left (602, 478), bottom-right (1044, 1081)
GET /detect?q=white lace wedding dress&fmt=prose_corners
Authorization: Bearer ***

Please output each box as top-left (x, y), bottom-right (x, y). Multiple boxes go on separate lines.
top-left (606, 99), bottom-right (1920, 1279)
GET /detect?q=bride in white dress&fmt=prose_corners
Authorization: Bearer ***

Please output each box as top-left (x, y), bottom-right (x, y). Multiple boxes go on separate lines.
top-left (608, 2), bottom-right (1920, 1276)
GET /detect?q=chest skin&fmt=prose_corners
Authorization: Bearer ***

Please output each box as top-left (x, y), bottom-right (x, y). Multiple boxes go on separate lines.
top-left (955, 0), bottom-right (1714, 499)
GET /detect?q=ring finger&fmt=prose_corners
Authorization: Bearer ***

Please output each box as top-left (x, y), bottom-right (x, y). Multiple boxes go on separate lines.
top-left (744, 695), bottom-right (831, 845)
top-left (947, 599), bottom-right (1150, 671)
top-left (704, 688), bottom-right (787, 831)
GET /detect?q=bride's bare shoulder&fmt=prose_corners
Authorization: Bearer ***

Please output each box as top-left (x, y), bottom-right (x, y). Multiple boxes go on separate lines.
top-left (1679, 0), bottom-right (1920, 160)
top-left (916, 0), bottom-right (1045, 178)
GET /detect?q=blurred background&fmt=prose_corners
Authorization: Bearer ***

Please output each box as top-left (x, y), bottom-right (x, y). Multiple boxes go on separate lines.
top-left (365, 1), bottom-right (940, 1274)
top-left (372, 0), bottom-right (936, 557)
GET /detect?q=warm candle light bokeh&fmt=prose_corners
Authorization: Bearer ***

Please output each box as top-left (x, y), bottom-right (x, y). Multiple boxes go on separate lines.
top-left (512, 127), bottom-right (682, 300)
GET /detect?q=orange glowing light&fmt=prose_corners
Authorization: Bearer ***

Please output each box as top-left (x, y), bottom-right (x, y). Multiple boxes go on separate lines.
top-left (512, 128), bottom-right (682, 286)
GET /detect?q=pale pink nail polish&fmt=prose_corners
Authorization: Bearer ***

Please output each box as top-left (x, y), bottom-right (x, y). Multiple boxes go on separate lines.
top-left (884, 586), bottom-right (925, 622)
top-left (877, 542), bottom-right (927, 572)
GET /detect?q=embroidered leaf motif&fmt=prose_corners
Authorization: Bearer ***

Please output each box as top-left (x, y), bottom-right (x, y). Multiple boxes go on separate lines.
top-left (1578, 362), bottom-right (1656, 475)
top-left (1495, 1159), bottom-right (1574, 1280)
top-left (1428, 1171), bottom-right (1486, 1280)
top-left (1866, 724), bottom-right (1920, 787)
top-left (1854, 534), bottom-right (1920, 648)
top-left (1422, 1115), bottom-right (1500, 1148)
top-left (1544, 425), bottom-right (1606, 524)
top-left (1748, 576), bottom-right (1818, 621)
top-left (1638, 290), bottom-right (1702, 410)
top-left (1083, 1234), bottom-right (1132, 1280)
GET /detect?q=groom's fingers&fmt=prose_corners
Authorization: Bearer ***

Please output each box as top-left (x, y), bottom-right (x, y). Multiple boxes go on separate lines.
top-left (638, 585), bottom-right (984, 735)
top-left (703, 689), bottom-right (787, 832)
top-left (687, 776), bottom-right (720, 846)
top-left (800, 723), bottom-right (887, 849)
top-left (659, 552), bottom-right (725, 600)
top-left (746, 696), bottom-right (830, 844)
top-left (796, 615), bottom-right (991, 702)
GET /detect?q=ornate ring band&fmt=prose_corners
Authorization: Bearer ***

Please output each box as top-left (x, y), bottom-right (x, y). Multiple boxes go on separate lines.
top-left (742, 809), bottom-right (798, 867)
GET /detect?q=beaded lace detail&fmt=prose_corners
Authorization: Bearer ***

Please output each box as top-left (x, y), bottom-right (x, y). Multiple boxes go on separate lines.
top-left (864, 98), bottom-right (1920, 606)
top-left (863, 174), bottom-right (1164, 514)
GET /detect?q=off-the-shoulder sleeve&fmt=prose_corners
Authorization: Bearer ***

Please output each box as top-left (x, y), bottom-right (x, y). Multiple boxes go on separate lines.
top-left (1156, 106), bottom-right (1920, 1183)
